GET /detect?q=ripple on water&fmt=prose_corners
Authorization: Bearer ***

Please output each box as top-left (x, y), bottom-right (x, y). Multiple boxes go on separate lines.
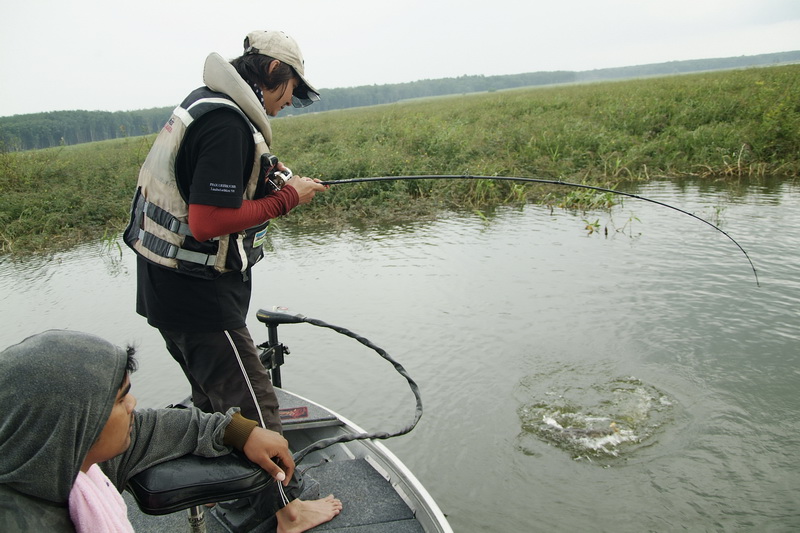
top-left (515, 363), bottom-right (675, 465)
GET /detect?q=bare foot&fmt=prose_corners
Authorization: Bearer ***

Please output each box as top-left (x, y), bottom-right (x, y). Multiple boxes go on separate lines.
top-left (276, 495), bottom-right (342, 533)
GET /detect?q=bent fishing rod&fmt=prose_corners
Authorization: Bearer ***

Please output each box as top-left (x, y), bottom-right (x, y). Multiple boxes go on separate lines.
top-left (318, 175), bottom-right (759, 286)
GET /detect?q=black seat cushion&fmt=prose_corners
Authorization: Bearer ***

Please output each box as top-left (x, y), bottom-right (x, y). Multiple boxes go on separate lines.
top-left (126, 451), bottom-right (272, 515)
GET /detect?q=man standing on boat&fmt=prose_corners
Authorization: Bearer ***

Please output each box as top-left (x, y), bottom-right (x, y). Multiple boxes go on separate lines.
top-left (124, 30), bottom-right (340, 532)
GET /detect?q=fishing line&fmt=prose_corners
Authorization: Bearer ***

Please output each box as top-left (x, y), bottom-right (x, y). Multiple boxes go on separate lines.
top-left (320, 175), bottom-right (760, 286)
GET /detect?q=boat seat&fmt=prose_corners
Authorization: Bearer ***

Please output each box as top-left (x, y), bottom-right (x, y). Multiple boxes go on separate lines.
top-left (127, 390), bottom-right (338, 516)
top-left (126, 451), bottom-right (271, 516)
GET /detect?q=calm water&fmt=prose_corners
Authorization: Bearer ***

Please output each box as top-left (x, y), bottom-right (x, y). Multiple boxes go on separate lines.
top-left (2, 179), bottom-right (798, 531)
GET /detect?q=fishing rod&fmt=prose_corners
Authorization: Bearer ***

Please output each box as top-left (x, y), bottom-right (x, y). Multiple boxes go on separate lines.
top-left (319, 174), bottom-right (760, 286)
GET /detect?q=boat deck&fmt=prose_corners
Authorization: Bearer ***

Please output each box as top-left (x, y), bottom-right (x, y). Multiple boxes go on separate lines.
top-left (286, 458), bottom-right (424, 532)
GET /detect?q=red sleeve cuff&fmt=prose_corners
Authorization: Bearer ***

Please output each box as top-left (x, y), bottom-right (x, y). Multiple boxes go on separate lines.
top-left (188, 188), bottom-right (299, 242)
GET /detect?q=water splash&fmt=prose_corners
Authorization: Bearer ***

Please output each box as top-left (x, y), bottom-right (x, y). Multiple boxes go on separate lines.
top-left (517, 371), bottom-right (674, 464)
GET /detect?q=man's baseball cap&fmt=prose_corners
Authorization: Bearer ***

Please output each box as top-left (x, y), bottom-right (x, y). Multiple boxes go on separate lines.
top-left (243, 30), bottom-right (320, 108)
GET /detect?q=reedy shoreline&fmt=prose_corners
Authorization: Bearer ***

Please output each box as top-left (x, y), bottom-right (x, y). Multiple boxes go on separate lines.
top-left (2, 65), bottom-right (798, 255)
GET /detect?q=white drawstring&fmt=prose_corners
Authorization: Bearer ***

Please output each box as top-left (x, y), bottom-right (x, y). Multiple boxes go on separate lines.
top-left (276, 479), bottom-right (290, 507)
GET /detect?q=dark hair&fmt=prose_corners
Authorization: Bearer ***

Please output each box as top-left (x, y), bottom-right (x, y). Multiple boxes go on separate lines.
top-left (230, 53), bottom-right (297, 92)
top-left (119, 345), bottom-right (138, 389)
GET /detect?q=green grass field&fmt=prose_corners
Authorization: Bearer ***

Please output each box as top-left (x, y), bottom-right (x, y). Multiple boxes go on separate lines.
top-left (2, 64), bottom-right (798, 254)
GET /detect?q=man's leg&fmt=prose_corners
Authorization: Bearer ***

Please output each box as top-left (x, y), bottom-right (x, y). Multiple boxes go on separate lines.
top-left (159, 327), bottom-right (341, 532)
top-left (160, 330), bottom-right (213, 413)
top-left (159, 327), bottom-right (281, 431)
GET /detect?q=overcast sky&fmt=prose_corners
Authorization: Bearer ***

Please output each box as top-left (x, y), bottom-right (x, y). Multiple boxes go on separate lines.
top-left (1, 0), bottom-right (799, 117)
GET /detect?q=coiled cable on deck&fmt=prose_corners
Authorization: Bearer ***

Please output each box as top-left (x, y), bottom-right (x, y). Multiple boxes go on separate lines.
top-left (288, 315), bottom-right (423, 464)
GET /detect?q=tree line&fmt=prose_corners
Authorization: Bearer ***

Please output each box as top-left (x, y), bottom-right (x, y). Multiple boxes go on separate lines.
top-left (281, 71), bottom-right (579, 115)
top-left (0, 108), bottom-right (171, 151)
top-left (2, 50), bottom-right (798, 151)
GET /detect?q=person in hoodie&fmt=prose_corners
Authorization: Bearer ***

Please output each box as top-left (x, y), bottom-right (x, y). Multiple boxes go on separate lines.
top-left (0, 330), bottom-right (341, 532)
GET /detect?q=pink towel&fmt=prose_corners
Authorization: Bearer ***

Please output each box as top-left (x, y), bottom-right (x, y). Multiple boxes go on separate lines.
top-left (69, 464), bottom-right (134, 533)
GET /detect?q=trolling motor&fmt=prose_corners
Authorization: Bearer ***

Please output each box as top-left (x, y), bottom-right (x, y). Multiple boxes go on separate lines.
top-left (254, 306), bottom-right (424, 464)
top-left (255, 306), bottom-right (305, 388)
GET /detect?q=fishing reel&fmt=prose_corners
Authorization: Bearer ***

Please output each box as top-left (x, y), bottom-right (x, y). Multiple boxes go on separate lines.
top-left (258, 153), bottom-right (294, 196)
top-left (271, 167), bottom-right (294, 190)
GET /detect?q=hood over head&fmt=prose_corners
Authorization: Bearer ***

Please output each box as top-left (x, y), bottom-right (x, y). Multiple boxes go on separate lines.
top-left (0, 330), bottom-right (128, 503)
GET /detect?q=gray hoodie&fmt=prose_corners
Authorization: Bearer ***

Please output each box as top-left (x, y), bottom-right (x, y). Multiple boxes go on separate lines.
top-left (0, 330), bottom-right (234, 532)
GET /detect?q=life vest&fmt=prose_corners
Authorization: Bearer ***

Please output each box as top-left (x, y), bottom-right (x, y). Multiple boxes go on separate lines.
top-left (124, 53), bottom-right (275, 280)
